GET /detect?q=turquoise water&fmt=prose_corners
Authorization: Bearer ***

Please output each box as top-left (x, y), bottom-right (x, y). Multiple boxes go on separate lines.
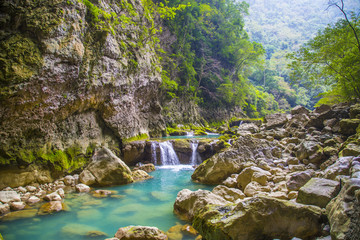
top-left (157, 134), bottom-right (221, 140)
top-left (0, 166), bottom-right (212, 240)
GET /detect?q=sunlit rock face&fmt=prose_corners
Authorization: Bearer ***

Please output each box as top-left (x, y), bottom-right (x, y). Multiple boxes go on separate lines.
top-left (0, 0), bottom-right (164, 178)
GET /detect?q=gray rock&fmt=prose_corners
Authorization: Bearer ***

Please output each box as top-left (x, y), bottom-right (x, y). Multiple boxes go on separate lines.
top-left (297, 178), bottom-right (340, 208)
top-left (10, 201), bottom-right (26, 211)
top-left (0, 191), bottom-right (21, 203)
top-left (286, 170), bottom-right (313, 191)
top-left (324, 156), bottom-right (353, 180)
top-left (173, 189), bottom-right (230, 221)
top-left (114, 226), bottom-right (168, 240)
top-left (265, 113), bottom-right (288, 130)
top-left (326, 178), bottom-right (360, 240)
top-left (212, 185), bottom-right (245, 202)
top-left (291, 105), bottom-right (310, 115)
top-left (75, 183), bottom-right (90, 193)
top-left (44, 192), bottom-right (62, 201)
top-left (79, 147), bottom-right (134, 186)
top-left (0, 203), bottom-right (10, 215)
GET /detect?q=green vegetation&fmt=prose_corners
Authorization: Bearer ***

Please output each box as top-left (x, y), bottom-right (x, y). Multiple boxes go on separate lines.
top-left (244, 0), bottom-right (360, 108)
top-left (123, 133), bottom-right (150, 143)
top-left (0, 143), bottom-right (97, 172)
top-left (159, 0), bottom-right (277, 117)
top-left (288, 1), bottom-right (360, 105)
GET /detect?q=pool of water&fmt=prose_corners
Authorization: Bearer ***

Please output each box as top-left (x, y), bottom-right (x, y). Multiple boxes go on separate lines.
top-left (0, 166), bottom-right (212, 240)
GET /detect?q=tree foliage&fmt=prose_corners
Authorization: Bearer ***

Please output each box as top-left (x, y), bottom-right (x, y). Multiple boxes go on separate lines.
top-left (288, 2), bottom-right (360, 104)
top-left (159, 0), bottom-right (266, 114)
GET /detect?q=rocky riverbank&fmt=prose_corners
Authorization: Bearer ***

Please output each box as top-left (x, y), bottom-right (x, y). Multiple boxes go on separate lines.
top-left (174, 103), bottom-right (360, 240)
top-left (0, 147), bottom-right (154, 221)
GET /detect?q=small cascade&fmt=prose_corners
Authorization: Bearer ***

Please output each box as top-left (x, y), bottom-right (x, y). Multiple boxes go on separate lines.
top-left (151, 141), bottom-right (158, 165)
top-left (228, 139), bottom-right (233, 145)
top-left (238, 120), bottom-right (243, 127)
top-left (159, 141), bottom-right (180, 165)
top-left (190, 141), bottom-right (201, 165)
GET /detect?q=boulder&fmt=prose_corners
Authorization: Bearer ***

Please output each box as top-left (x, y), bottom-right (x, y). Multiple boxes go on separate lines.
top-left (326, 178), bottom-right (360, 240)
top-left (237, 166), bottom-right (271, 190)
top-left (0, 190), bottom-right (21, 203)
top-left (286, 170), bottom-right (313, 191)
top-left (339, 119), bottom-right (360, 136)
top-left (295, 140), bottom-right (323, 163)
top-left (132, 170), bottom-right (152, 181)
top-left (63, 175), bottom-right (75, 186)
top-left (0, 203), bottom-right (10, 215)
top-left (43, 192), bottom-right (62, 201)
top-left (9, 201), bottom-right (26, 211)
top-left (244, 181), bottom-right (270, 197)
top-left (27, 196), bottom-right (41, 204)
top-left (173, 189), bottom-right (230, 221)
top-left (265, 113), bottom-right (288, 130)
top-left (122, 141), bottom-right (146, 166)
top-left (114, 226), bottom-right (168, 240)
top-left (339, 143), bottom-right (360, 157)
top-left (133, 163), bottom-right (156, 173)
top-left (297, 178), bottom-right (340, 208)
top-left (291, 105), bottom-right (310, 115)
top-left (75, 183), bottom-right (90, 193)
top-left (79, 147), bottom-right (134, 186)
top-left (1, 209), bottom-right (37, 221)
top-left (222, 175), bottom-right (238, 188)
top-left (324, 156), bottom-right (352, 180)
top-left (349, 103), bottom-right (360, 118)
top-left (192, 135), bottom-right (276, 184)
top-left (38, 201), bottom-right (67, 215)
top-left (212, 185), bottom-right (245, 202)
top-left (193, 196), bottom-right (325, 240)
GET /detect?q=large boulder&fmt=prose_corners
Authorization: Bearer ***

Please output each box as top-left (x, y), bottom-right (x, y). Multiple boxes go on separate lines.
top-left (324, 156), bottom-right (353, 180)
top-left (295, 140), bottom-right (324, 163)
top-left (265, 113), bottom-right (288, 130)
top-left (291, 105), bottom-right (310, 115)
top-left (173, 189), bottom-right (230, 221)
top-left (192, 135), bottom-right (275, 184)
top-left (297, 178), bottom-right (340, 208)
top-left (236, 166), bottom-right (271, 190)
top-left (114, 226), bottom-right (168, 240)
top-left (326, 178), bottom-right (360, 240)
top-left (212, 185), bottom-right (245, 202)
top-left (339, 119), bottom-right (360, 136)
top-left (122, 141), bottom-right (146, 166)
top-left (79, 147), bottom-right (133, 186)
top-left (286, 170), bottom-right (313, 191)
top-left (0, 191), bottom-right (21, 203)
top-left (193, 196), bottom-right (325, 240)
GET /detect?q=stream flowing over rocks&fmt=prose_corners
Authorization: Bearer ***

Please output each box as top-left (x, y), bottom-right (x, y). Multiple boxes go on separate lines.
top-left (174, 103), bottom-right (360, 240)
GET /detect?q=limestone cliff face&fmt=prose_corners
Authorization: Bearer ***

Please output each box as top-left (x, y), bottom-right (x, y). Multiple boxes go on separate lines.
top-left (0, 0), bottom-right (164, 171)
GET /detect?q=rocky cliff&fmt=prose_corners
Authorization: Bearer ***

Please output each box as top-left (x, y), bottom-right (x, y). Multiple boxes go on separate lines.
top-left (0, 0), bottom-right (164, 177)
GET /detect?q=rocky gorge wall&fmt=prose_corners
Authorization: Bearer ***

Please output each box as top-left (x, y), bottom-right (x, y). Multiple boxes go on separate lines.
top-left (0, 0), bottom-right (164, 181)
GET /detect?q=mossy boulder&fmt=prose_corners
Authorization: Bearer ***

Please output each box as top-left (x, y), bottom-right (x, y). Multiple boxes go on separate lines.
top-left (339, 119), bottom-right (360, 136)
top-left (114, 226), bottom-right (168, 240)
top-left (297, 178), bottom-right (340, 208)
top-left (192, 197), bottom-right (325, 240)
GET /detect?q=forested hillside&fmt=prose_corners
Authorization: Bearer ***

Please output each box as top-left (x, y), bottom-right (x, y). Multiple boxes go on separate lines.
top-left (244, 0), bottom-right (360, 109)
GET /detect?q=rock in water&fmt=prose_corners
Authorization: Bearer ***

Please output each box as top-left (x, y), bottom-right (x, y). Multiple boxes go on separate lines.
top-left (297, 178), bottom-right (340, 208)
top-left (79, 147), bottom-right (133, 186)
top-left (173, 189), bottom-right (230, 221)
top-left (114, 226), bottom-right (168, 240)
top-left (326, 178), bottom-right (360, 240)
top-left (192, 135), bottom-right (276, 184)
top-left (193, 197), bottom-right (325, 240)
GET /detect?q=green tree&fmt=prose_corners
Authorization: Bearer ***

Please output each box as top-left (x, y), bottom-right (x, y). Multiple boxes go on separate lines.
top-left (288, 2), bottom-right (360, 104)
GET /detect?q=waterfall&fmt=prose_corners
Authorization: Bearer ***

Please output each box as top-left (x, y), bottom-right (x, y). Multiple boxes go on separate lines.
top-left (151, 141), bottom-right (158, 165)
top-left (159, 141), bottom-right (180, 165)
top-left (238, 120), bottom-right (243, 127)
top-left (190, 141), bottom-right (201, 165)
